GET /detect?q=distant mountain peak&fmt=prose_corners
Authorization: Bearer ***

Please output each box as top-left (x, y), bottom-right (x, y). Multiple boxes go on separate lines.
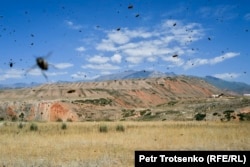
top-left (204, 75), bottom-right (250, 94)
top-left (94, 70), bottom-right (176, 81)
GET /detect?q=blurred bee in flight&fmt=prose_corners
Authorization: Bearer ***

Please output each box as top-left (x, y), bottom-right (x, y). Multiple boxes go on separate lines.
top-left (25, 51), bottom-right (54, 81)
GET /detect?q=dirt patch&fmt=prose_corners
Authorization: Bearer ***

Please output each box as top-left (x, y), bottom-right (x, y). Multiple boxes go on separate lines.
top-left (127, 90), bottom-right (165, 107)
top-left (49, 102), bottom-right (78, 121)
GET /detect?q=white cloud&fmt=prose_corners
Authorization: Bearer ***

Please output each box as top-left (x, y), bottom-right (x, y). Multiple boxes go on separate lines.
top-left (65, 20), bottom-right (82, 30)
top-left (0, 69), bottom-right (24, 81)
top-left (184, 52), bottom-right (240, 69)
top-left (126, 56), bottom-right (143, 64)
top-left (95, 19), bottom-right (204, 66)
top-left (88, 55), bottom-right (110, 64)
top-left (83, 19), bottom-right (241, 73)
top-left (107, 31), bottom-right (130, 44)
top-left (82, 63), bottom-right (120, 70)
top-left (54, 63), bottom-right (73, 69)
top-left (111, 54), bottom-right (122, 63)
top-left (198, 5), bottom-right (238, 20)
top-left (75, 46), bottom-right (86, 52)
top-left (27, 68), bottom-right (42, 76)
top-left (162, 56), bottom-right (185, 67)
top-left (47, 72), bottom-right (68, 76)
top-left (213, 73), bottom-right (241, 80)
top-left (26, 68), bottom-right (68, 77)
top-left (210, 52), bottom-right (239, 64)
top-left (0, 68), bottom-right (68, 81)
top-left (71, 71), bottom-right (87, 79)
top-left (96, 39), bottom-right (116, 51)
top-left (71, 72), bottom-right (100, 80)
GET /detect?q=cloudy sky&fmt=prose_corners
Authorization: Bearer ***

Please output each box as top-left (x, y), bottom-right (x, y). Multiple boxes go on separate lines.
top-left (0, 0), bottom-right (249, 84)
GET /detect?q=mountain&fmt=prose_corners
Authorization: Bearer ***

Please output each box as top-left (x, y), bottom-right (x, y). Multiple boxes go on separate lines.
top-left (0, 82), bottom-right (41, 89)
top-left (0, 76), bottom-right (222, 121)
top-left (95, 71), bottom-right (250, 95)
top-left (1, 74), bottom-right (250, 122)
top-left (204, 76), bottom-right (250, 95)
top-left (1, 70), bottom-right (250, 95)
top-left (94, 70), bottom-right (176, 81)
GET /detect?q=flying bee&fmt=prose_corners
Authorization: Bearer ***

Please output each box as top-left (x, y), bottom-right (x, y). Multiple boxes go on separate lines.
top-left (36, 57), bottom-right (48, 70)
top-left (25, 51), bottom-right (54, 81)
top-left (128, 5), bottom-right (133, 9)
top-left (9, 59), bottom-right (15, 68)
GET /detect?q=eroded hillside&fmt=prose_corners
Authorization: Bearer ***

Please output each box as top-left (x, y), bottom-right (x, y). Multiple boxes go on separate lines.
top-left (0, 76), bottom-right (249, 122)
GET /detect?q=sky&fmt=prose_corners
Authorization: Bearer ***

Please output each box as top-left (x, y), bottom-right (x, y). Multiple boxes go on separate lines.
top-left (0, 0), bottom-right (250, 85)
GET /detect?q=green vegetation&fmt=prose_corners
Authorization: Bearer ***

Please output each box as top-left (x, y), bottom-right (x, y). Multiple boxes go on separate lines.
top-left (30, 123), bottom-right (38, 131)
top-left (116, 124), bottom-right (125, 132)
top-left (237, 113), bottom-right (250, 121)
top-left (122, 109), bottom-right (136, 118)
top-left (18, 122), bottom-right (24, 129)
top-left (168, 101), bottom-right (178, 106)
top-left (72, 98), bottom-right (112, 106)
top-left (99, 124), bottom-right (108, 133)
top-left (19, 113), bottom-right (25, 121)
top-left (222, 110), bottom-right (235, 121)
top-left (61, 123), bottom-right (67, 130)
top-left (194, 113), bottom-right (206, 121)
top-left (139, 109), bottom-right (151, 116)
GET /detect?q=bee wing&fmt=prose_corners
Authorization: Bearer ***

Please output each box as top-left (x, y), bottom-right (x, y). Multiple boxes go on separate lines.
top-left (24, 64), bottom-right (37, 76)
top-left (41, 70), bottom-right (48, 81)
top-left (48, 63), bottom-right (59, 70)
top-left (43, 51), bottom-right (53, 59)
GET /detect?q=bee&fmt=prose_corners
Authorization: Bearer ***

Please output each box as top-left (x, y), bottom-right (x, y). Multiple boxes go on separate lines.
top-left (9, 59), bottom-right (15, 68)
top-left (128, 5), bottom-right (133, 9)
top-left (9, 62), bottom-right (14, 68)
top-left (25, 52), bottom-right (53, 81)
top-left (36, 57), bottom-right (48, 70)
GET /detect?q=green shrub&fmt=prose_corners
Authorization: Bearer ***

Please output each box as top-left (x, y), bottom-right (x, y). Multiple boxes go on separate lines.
top-left (237, 113), bottom-right (250, 121)
top-left (11, 115), bottom-right (17, 122)
top-left (61, 123), bottom-right (67, 130)
top-left (99, 125), bottom-right (108, 133)
top-left (30, 123), bottom-right (38, 131)
top-left (194, 113), bottom-right (206, 121)
top-left (116, 125), bottom-right (125, 132)
top-left (223, 110), bottom-right (234, 115)
top-left (168, 101), bottom-right (178, 106)
top-left (18, 122), bottom-right (24, 129)
top-left (19, 113), bottom-right (25, 121)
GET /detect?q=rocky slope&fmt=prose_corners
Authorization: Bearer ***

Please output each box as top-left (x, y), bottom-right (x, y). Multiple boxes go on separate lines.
top-left (0, 76), bottom-right (249, 122)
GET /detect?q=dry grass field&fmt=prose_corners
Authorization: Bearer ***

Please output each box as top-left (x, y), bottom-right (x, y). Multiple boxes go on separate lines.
top-left (0, 121), bottom-right (250, 166)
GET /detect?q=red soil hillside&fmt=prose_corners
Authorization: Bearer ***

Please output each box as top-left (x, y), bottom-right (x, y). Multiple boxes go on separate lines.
top-left (0, 76), bottom-right (237, 122)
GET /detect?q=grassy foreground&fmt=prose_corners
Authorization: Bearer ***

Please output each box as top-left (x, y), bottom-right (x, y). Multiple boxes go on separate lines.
top-left (0, 121), bottom-right (250, 166)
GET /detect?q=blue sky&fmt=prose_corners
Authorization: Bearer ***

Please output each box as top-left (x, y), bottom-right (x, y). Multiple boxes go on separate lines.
top-left (0, 0), bottom-right (250, 84)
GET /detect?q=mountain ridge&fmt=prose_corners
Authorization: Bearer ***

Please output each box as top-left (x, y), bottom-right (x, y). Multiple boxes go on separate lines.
top-left (1, 74), bottom-right (250, 122)
top-left (1, 70), bottom-right (249, 95)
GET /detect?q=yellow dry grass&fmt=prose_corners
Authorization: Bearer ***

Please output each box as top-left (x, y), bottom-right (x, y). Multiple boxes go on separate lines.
top-left (0, 121), bottom-right (250, 166)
